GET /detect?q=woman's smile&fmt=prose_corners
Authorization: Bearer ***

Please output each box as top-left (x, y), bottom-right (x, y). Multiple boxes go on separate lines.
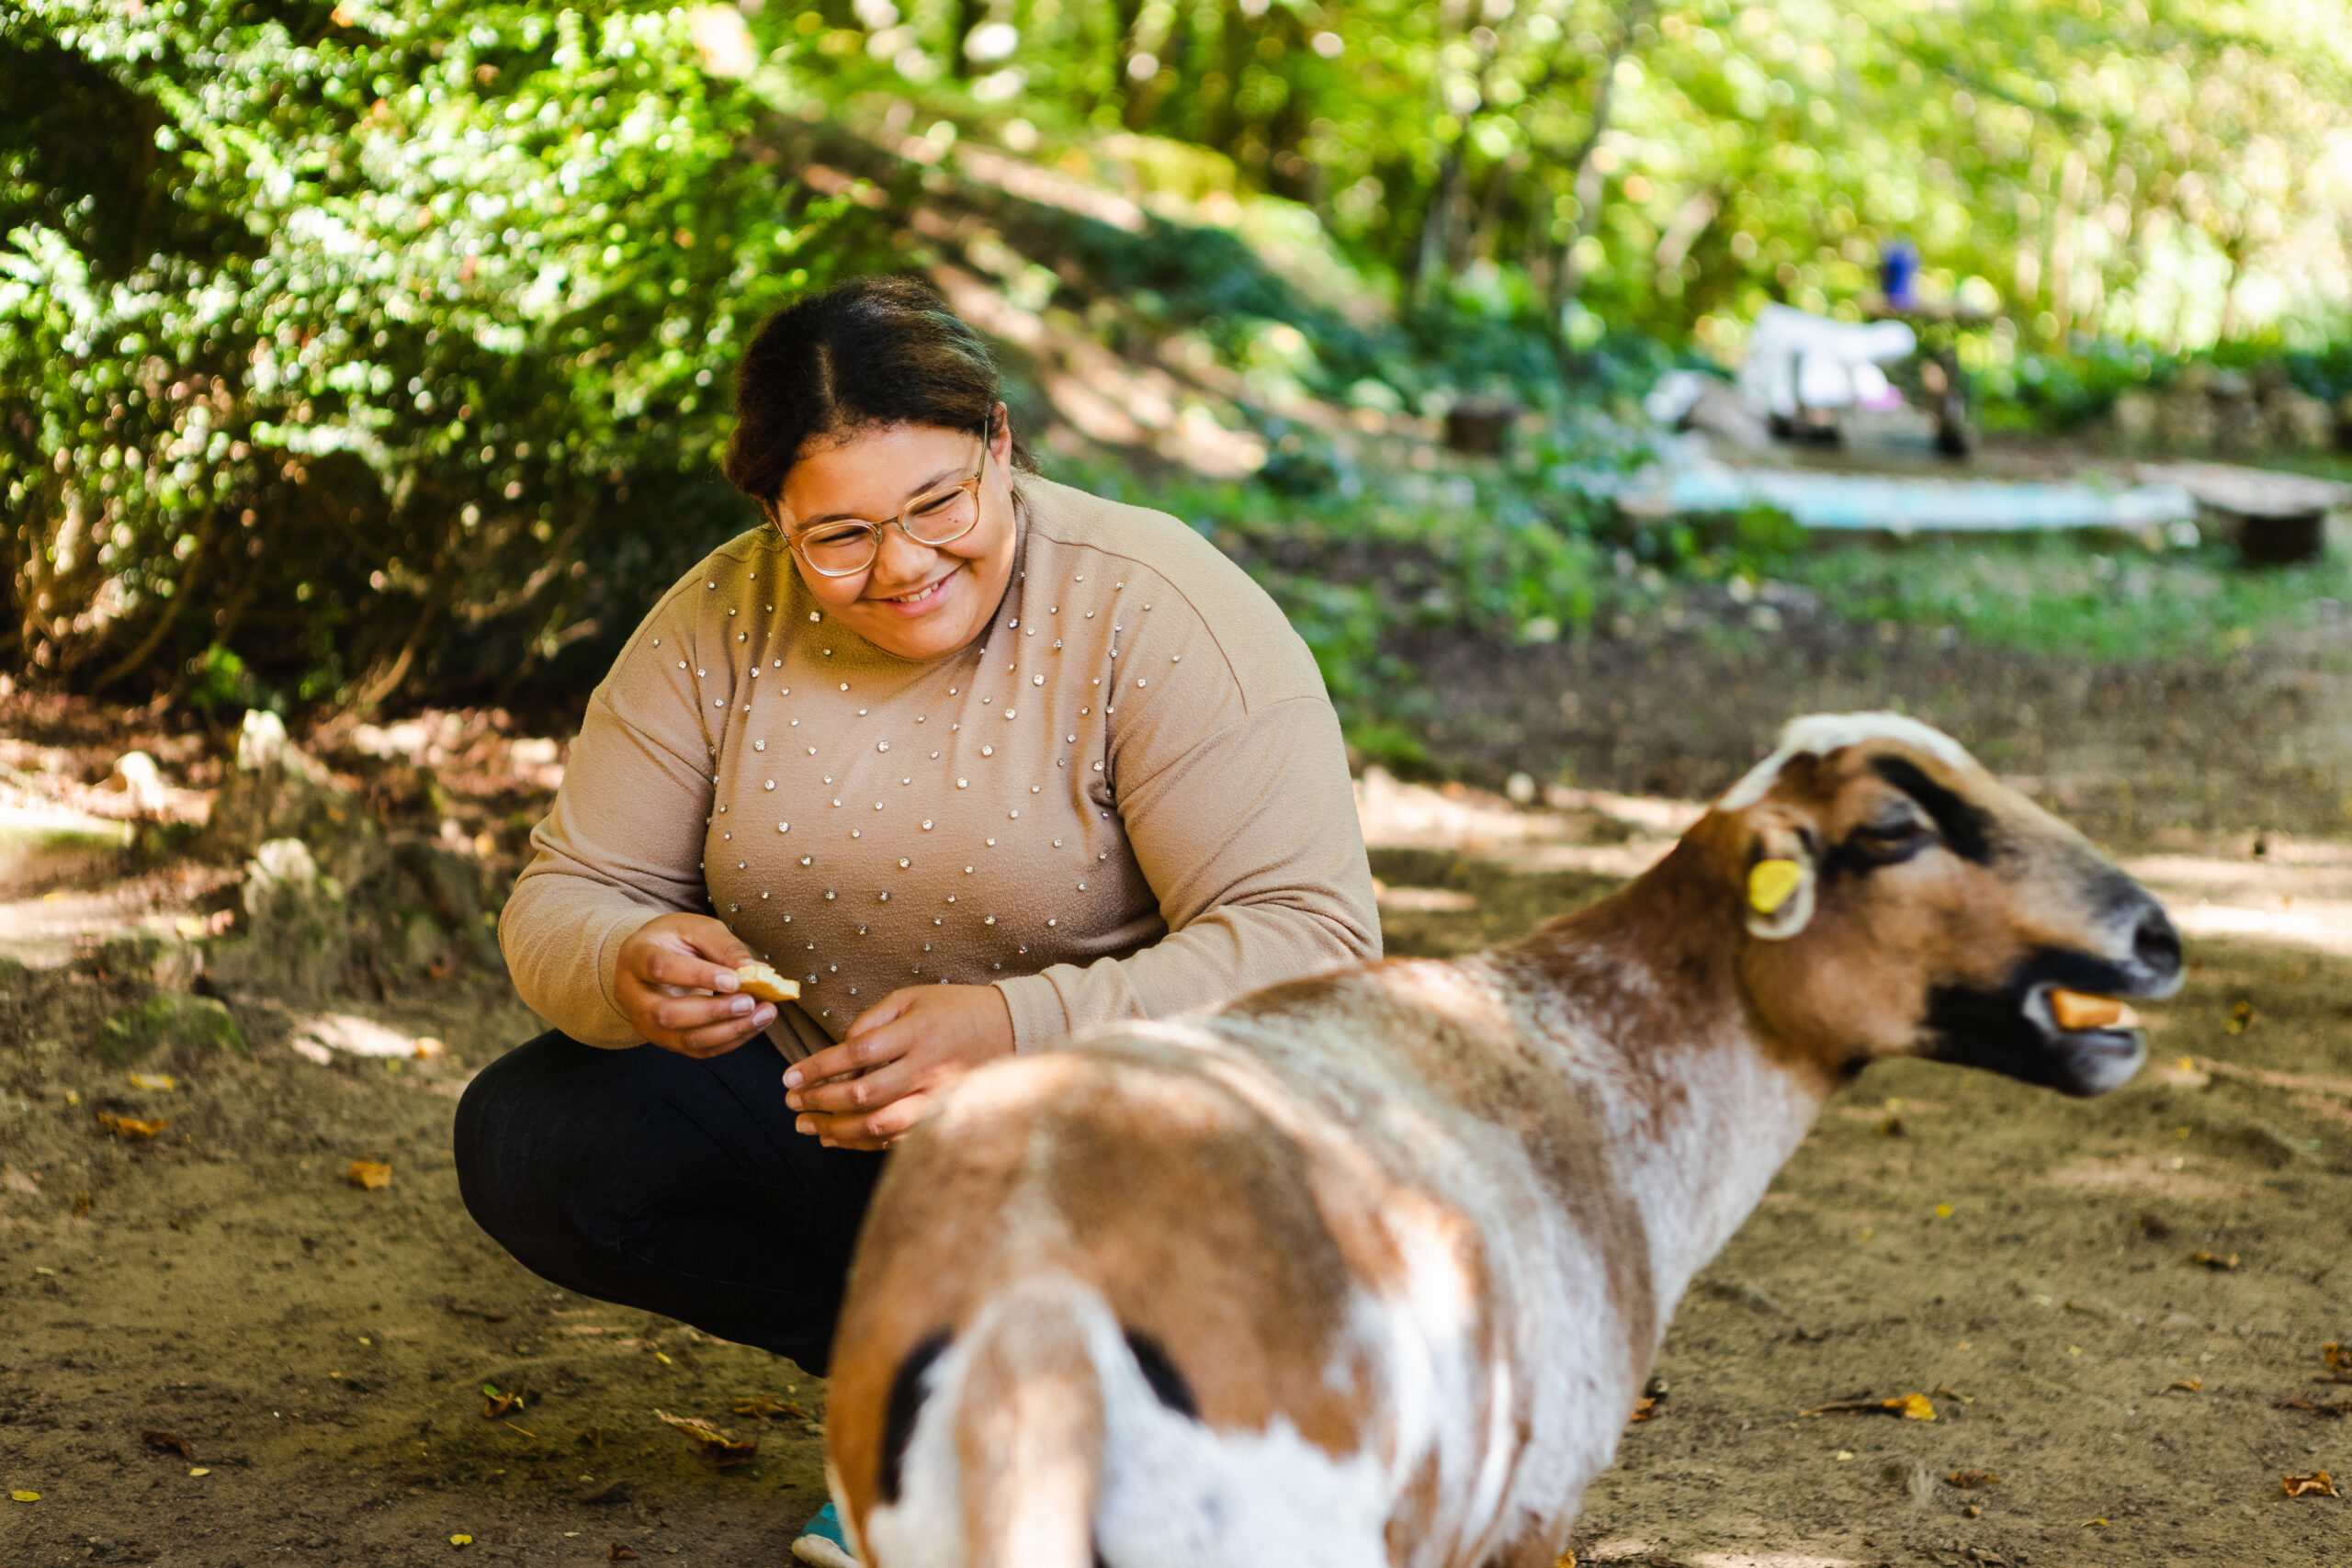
top-left (876, 565), bottom-right (959, 614)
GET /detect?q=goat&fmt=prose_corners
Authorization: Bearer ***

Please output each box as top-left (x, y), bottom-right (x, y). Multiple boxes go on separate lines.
top-left (813, 713), bottom-right (2184, 1568)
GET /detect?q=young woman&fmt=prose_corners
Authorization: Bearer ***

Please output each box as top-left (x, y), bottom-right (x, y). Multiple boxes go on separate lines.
top-left (453, 276), bottom-right (1380, 1562)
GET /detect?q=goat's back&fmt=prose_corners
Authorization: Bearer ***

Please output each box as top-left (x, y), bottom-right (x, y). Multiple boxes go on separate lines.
top-left (829, 960), bottom-right (1657, 1568)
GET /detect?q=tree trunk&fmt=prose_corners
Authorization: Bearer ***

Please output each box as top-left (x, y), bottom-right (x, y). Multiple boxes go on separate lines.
top-left (1544, 2), bottom-right (1651, 367)
top-left (948, 0), bottom-right (983, 78)
top-left (1412, 151), bottom-right (1467, 307)
top-left (1462, 149), bottom-right (1528, 270)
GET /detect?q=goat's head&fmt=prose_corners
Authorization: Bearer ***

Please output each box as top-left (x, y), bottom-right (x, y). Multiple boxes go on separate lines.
top-left (1701, 713), bottom-right (2182, 1095)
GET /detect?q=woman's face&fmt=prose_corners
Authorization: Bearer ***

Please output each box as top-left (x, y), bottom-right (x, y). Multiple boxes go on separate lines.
top-left (774, 410), bottom-right (1018, 662)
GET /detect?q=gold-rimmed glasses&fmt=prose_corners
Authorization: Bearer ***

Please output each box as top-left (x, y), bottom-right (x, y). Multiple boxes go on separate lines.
top-left (779, 429), bottom-right (989, 578)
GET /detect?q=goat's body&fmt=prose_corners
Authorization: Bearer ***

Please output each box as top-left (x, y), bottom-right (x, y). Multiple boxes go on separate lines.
top-left (827, 716), bottom-right (2184, 1567)
top-left (833, 858), bottom-right (1832, 1568)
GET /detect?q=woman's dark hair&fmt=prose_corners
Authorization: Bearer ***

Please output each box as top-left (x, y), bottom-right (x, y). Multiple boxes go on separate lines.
top-left (724, 274), bottom-right (1035, 504)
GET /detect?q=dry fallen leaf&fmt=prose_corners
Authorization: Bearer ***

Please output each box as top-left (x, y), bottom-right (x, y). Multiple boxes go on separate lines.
top-left (1945, 1470), bottom-right (2001, 1489)
top-left (2275, 1394), bottom-right (2352, 1418)
top-left (97, 1113), bottom-right (165, 1140)
top-left (143, 1429), bottom-right (193, 1460)
top-left (609, 1546), bottom-right (639, 1562)
top-left (2281, 1471), bottom-right (2338, 1497)
top-left (1627, 1396), bottom-right (1657, 1423)
top-left (2187, 1250), bottom-right (2240, 1271)
top-left (2170, 1378), bottom-right (2204, 1393)
top-left (2323, 1343), bottom-right (2352, 1384)
top-left (732, 1395), bottom-right (810, 1421)
top-left (655, 1410), bottom-right (757, 1466)
top-left (481, 1383), bottom-right (527, 1420)
top-left (450, 1534), bottom-right (473, 1547)
top-left (11, 1490), bottom-right (40, 1503)
top-left (346, 1160), bottom-right (393, 1190)
top-left (128, 1073), bottom-right (175, 1091)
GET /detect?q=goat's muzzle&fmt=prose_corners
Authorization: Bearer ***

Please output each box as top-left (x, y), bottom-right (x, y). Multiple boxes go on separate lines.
top-left (1924, 886), bottom-right (2183, 1098)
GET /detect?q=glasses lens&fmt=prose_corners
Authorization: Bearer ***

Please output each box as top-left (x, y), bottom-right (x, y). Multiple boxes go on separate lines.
top-left (900, 485), bottom-right (978, 546)
top-left (798, 524), bottom-right (877, 575)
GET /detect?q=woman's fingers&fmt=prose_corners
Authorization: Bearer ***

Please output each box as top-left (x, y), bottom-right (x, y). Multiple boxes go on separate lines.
top-left (790, 1057), bottom-right (918, 1119)
top-left (645, 988), bottom-right (763, 1034)
top-left (636, 944), bottom-right (740, 994)
top-left (807, 1091), bottom-right (932, 1151)
top-left (667, 1004), bottom-right (775, 1058)
top-left (843, 987), bottom-right (918, 1039)
top-left (668, 913), bottom-right (756, 965)
top-left (787, 1024), bottom-right (913, 1091)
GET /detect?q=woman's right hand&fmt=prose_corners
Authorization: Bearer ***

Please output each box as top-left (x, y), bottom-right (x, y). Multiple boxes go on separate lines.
top-left (614, 913), bottom-right (776, 1057)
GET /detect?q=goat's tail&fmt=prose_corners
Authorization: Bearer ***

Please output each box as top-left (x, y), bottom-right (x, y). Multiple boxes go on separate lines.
top-left (951, 1278), bottom-right (1106, 1568)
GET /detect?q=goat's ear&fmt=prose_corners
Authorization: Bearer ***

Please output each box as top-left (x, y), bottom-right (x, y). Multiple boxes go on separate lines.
top-left (1744, 815), bottom-right (1816, 942)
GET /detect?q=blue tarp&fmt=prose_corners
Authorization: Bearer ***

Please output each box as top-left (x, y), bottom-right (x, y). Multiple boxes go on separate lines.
top-left (1618, 463), bottom-right (2199, 533)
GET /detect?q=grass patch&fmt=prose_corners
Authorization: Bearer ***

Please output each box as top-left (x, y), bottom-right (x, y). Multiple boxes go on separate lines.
top-left (1784, 534), bottom-right (2352, 661)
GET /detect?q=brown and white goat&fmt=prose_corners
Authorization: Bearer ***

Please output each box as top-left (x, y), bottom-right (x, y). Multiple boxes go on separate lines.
top-left (817, 714), bottom-right (2183, 1568)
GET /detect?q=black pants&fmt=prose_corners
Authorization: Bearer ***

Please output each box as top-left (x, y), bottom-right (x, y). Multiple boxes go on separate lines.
top-left (453, 1030), bottom-right (886, 1376)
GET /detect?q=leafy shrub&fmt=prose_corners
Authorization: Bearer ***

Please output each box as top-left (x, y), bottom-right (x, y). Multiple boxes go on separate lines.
top-left (2, 0), bottom-right (875, 707)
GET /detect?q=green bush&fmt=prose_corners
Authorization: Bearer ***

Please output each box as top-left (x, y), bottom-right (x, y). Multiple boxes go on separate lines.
top-left (2, 0), bottom-right (874, 707)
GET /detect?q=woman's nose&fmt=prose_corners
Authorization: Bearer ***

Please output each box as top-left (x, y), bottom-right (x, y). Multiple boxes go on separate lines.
top-left (870, 521), bottom-right (936, 583)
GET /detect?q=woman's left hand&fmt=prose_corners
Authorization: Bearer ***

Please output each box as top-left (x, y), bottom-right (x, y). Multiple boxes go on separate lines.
top-left (783, 984), bottom-right (1014, 1150)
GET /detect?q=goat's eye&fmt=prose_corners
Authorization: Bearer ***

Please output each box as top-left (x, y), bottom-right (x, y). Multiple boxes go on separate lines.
top-left (1851, 811), bottom-right (1932, 860)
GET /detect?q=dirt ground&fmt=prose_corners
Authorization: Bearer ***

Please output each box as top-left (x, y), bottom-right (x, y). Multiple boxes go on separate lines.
top-left (6, 621), bottom-right (2352, 1568)
top-left (1399, 595), bottom-right (2352, 852)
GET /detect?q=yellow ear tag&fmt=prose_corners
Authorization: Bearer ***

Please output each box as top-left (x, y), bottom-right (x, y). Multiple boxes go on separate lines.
top-left (1748, 859), bottom-right (1805, 916)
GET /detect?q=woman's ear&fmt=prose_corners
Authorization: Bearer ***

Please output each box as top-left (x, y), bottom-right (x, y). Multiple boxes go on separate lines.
top-left (1744, 811), bottom-right (1817, 942)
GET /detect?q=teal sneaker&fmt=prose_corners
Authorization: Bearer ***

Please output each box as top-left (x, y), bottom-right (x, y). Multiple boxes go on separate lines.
top-left (790, 1502), bottom-right (857, 1567)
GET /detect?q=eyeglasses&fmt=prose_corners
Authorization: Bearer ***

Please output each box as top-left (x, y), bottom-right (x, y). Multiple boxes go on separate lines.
top-left (779, 430), bottom-right (990, 578)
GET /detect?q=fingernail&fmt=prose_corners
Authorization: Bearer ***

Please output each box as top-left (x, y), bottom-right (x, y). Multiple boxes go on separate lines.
top-left (796, 1117), bottom-right (813, 1135)
top-left (753, 1005), bottom-right (775, 1026)
top-left (786, 1092), bottom-right (801, 1111)
top-left (730, 995), bottom-right (752, 1015)
top-left (784, 1068), bottom-right (802, 1088)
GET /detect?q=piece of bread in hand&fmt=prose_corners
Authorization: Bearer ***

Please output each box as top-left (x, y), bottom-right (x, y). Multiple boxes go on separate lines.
top-left (735, 961), bottom-right (800, 1004)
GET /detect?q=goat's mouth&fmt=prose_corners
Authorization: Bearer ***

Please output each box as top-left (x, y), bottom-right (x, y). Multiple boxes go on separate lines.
top-left (1925, 962), bottom-right (2168, 1098)
top-left (2020, 982), bottom-right (2148, 1089)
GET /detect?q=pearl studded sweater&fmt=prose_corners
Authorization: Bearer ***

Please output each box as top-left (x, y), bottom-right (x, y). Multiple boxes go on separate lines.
top-left (501, 477), bottom-right (1383, 1060)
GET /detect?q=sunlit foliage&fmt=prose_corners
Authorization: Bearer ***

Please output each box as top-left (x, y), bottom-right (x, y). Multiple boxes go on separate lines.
top-left (1, 0), bottom-right (862, 703)
top-left (801, 0), bottom-right (2352, 359)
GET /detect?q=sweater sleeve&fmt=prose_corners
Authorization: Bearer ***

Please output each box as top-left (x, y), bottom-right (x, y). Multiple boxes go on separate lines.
top-left (499, 585), bottom-right (720, 1047)
top-left (990, 543), bottom-right (1382, 1049)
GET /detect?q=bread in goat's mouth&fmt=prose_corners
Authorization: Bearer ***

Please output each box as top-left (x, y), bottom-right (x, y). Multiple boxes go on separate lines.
top-left (2049, 988), bottom-right (2137, 1032)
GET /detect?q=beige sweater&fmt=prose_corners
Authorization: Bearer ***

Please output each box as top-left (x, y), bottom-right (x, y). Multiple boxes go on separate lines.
top-left (502, 477), bottom-right (1382, 1059)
